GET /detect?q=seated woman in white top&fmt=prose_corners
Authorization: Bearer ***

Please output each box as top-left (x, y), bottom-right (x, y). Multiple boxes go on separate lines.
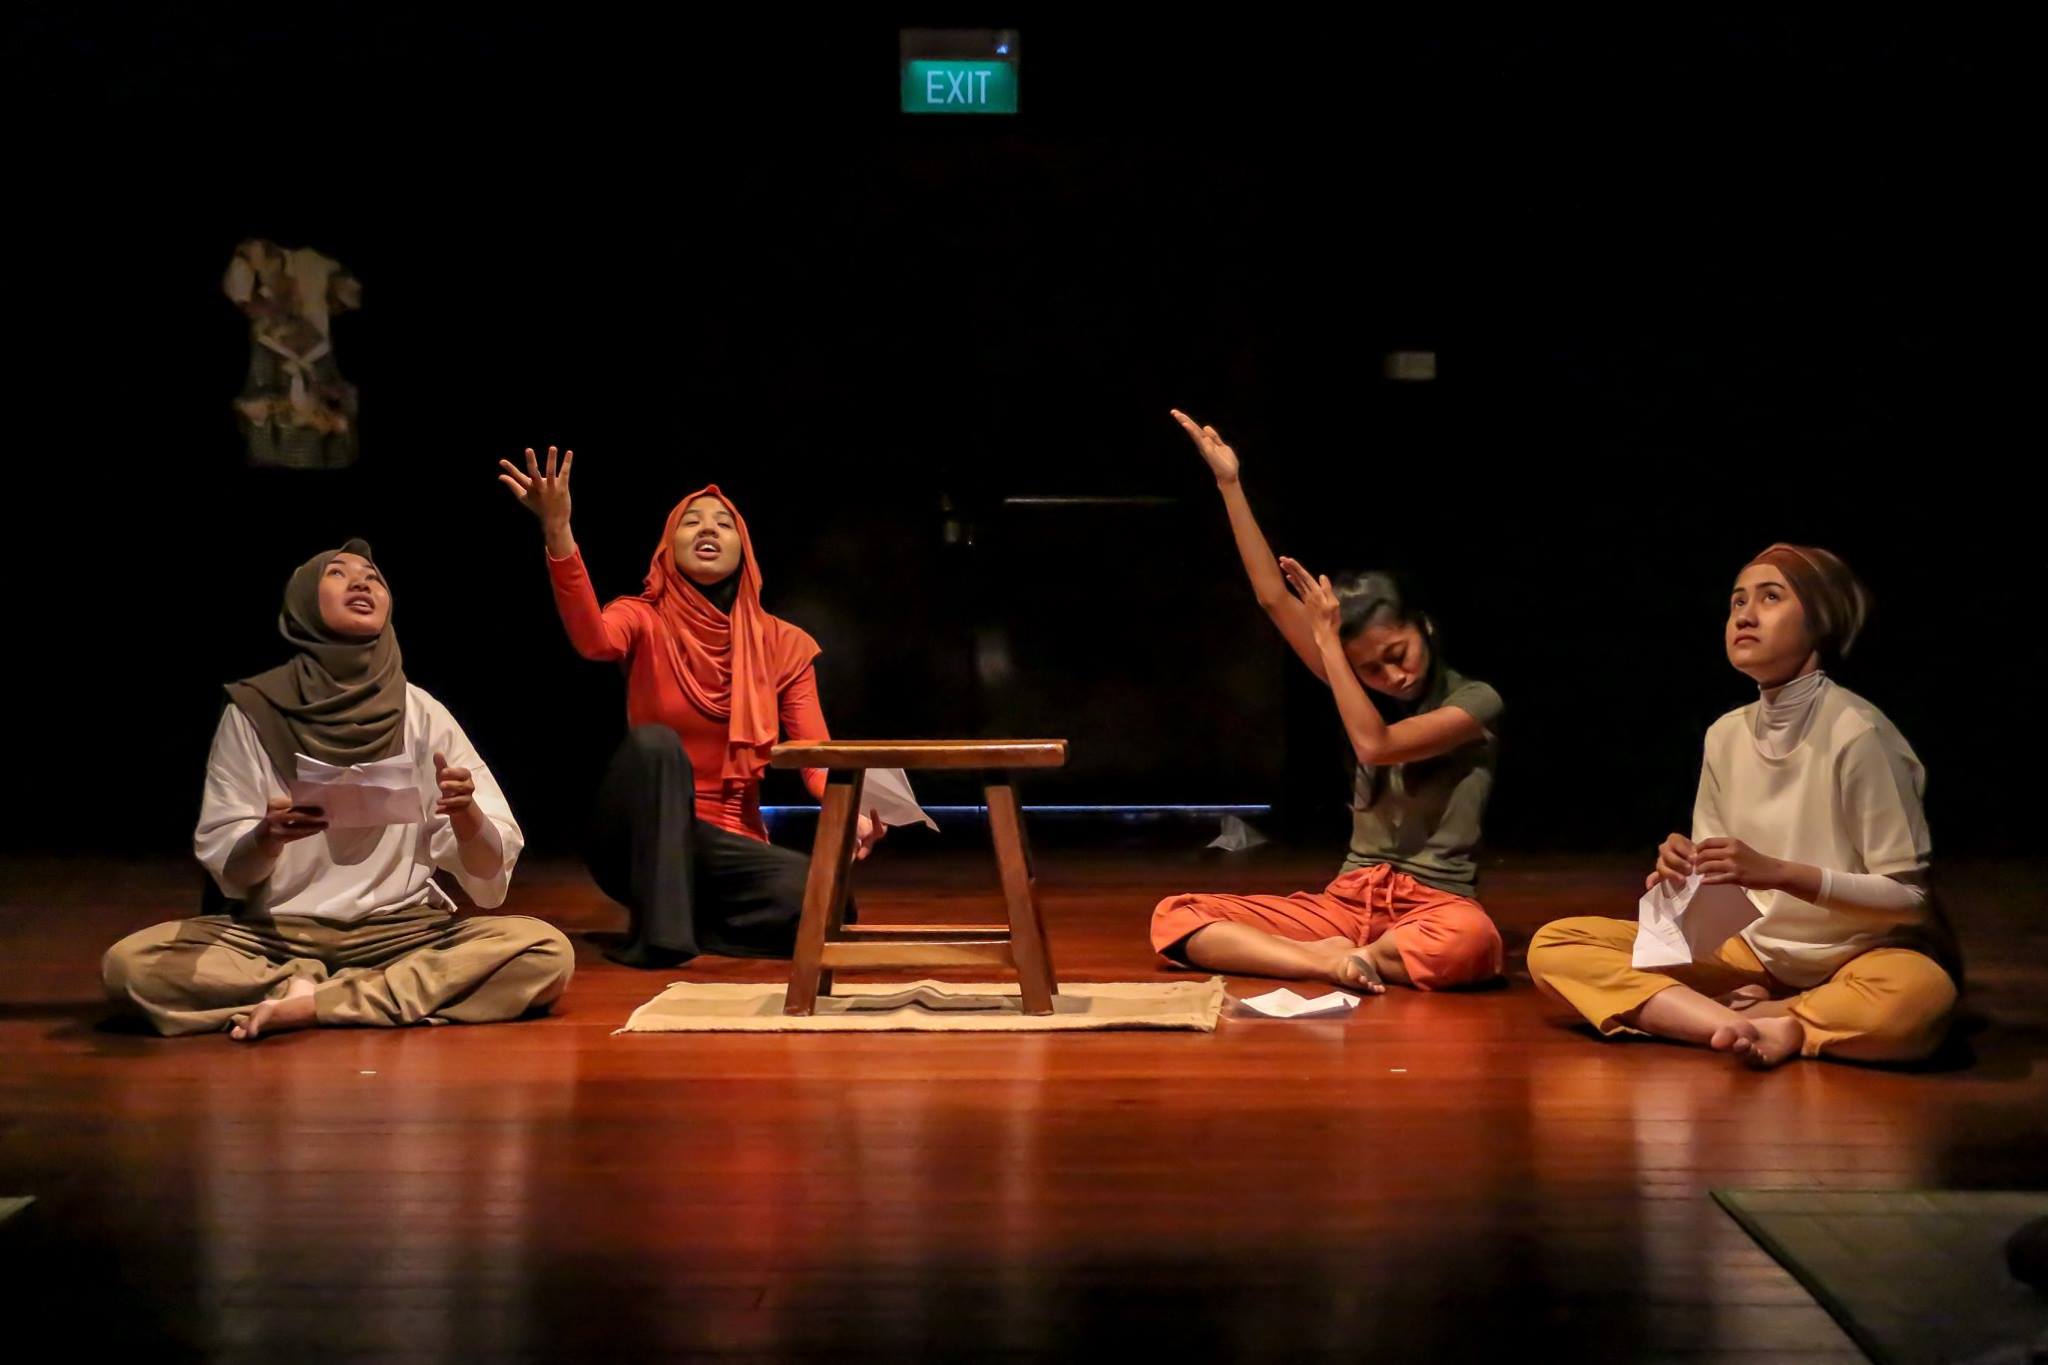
top-left (102, 540), bottom-right (573, 1041)
top-left (1527, 543), bottom-right (1957, 1069)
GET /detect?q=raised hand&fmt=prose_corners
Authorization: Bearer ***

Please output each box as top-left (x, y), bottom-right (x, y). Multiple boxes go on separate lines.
top-left (1170, 409), bottom-right (1240, 483)
top-left (497, 446), bottom-right (576, 554)
top-left (1277, 556), bottom-right (1342, 642)
top-left (433, 751), bottom-right (474, 816)
top-left (434, 751), bottom-right (487, 840)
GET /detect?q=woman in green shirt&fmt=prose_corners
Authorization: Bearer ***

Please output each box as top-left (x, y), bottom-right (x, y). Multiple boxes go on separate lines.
top-left (1150, 412), bottom-right (1506, 994)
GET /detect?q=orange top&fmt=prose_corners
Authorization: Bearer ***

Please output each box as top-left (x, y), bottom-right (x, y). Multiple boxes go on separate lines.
top-left (546, 488), bottom-right (830, 841)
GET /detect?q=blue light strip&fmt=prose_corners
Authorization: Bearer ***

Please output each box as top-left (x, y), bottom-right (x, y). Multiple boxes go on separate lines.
top-left (761, 804), bottom-right (1272, 816)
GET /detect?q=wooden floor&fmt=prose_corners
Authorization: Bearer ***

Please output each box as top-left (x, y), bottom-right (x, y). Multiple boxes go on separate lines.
top-left (4, 845), bottom-right (2045, 1362)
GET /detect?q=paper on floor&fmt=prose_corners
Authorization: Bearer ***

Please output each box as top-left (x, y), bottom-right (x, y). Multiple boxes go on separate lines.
top-left (1234, 987), bottom-right (1363, 1019)
top-left (288, 753), bottom-right (425, 828)
top-left (1632, 874), bottom-right (1762, 970)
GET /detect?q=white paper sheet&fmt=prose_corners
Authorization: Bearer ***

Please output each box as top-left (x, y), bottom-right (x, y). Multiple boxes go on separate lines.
top-left (287, 753), bottom-right (425, 829)
top-left (1631, 874), bottom-right (1763, 970)
top-left (1207, 813), bottom-right (1269, 851)
top-left (857, 767), bottom-right (939, 831)
top-left (1233, 987), bottom-right (1363, 1019)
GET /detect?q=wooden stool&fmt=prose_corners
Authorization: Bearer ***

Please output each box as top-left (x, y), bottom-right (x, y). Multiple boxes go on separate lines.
top-left (769, 740), bottom-right (1067, 1016)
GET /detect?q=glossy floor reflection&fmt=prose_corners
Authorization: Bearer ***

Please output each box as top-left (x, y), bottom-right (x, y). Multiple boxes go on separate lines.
top-left (4, 849), bottom-right (2043, 1360)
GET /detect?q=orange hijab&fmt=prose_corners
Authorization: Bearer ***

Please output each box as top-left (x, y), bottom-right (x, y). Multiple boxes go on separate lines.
top-left (626, 485), bottom-right (819, 782)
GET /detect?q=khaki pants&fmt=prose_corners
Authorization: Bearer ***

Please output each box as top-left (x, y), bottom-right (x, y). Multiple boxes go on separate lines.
top-left (102, 901), bottom-right (574, 1037)
top-left (1526, 916), bottom-right (1956, 1062)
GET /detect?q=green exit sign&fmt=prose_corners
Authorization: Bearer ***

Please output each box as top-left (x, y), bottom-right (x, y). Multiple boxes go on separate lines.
top-left (902, 60), bottom-right (1018, 114)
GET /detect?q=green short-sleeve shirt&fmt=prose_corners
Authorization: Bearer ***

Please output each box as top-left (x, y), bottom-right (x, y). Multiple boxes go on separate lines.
top-left (1340, 666), bottom-right (1502, 897)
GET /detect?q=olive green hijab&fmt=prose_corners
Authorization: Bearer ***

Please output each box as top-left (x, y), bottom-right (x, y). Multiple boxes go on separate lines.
top-left (223, 538), bottom-right (407, 778)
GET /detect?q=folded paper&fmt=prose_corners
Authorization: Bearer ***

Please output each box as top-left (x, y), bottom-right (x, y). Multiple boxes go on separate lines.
top-left (1632, 874), bottom-right (1763, 970)
top-left (859, 767), bottom-right (939, 831)
top-left (287, 753), bottom-right (424, 829)
top-left (1234, 987), bottom-right (1363, 1019)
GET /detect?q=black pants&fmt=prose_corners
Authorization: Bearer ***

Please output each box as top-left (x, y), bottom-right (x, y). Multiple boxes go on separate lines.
top-left (584, 725), bottom-right (842, 961)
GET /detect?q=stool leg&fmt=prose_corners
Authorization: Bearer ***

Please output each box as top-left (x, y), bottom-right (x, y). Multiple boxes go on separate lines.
top-left (987, 780), bottom-right (1056, 1015)
top-left (816, 770), bottom-right (865, 1001)
top-left (1013, 787), bottom-right (1054, 985)
top-left (786, 769), bottom-right (864, 1016)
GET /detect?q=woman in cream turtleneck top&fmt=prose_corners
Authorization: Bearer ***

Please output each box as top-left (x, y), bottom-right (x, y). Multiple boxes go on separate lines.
top-left (1526, 544), bottom-right (1958, 1069)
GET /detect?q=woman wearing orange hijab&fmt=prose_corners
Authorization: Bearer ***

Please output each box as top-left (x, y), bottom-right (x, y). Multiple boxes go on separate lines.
top-left (499, 446), bottom-right (881, 968)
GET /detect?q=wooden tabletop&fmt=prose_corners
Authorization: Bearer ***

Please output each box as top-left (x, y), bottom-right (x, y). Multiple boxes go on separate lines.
top-left (769, 739), bottom-right (1068, 771)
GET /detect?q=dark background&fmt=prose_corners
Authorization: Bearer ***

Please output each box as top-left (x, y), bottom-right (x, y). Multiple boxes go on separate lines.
top-left (5, 10), bottom-right (2028, 858)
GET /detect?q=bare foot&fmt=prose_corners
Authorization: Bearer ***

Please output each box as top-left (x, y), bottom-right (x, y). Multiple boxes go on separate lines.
top-left (1709, 1019), bottom-right (1760, 1055)
top-left (230, 976), bottom-right (319, 1043)
top-left (1324, 946), bottom-right (1386, 996)
top-left (1737, 1014), bottom-right (1805, 1069)
top-left (1708, 1014), bottom-right (1803, 1069)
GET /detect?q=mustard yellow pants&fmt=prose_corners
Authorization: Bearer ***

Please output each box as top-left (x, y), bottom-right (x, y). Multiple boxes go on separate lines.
top-left (1526, 916), bottom-right (1956, 1062)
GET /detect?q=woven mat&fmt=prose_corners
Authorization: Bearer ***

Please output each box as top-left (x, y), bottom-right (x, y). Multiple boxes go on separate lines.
top-left (618, 977), bottom-right (1227, 1033)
